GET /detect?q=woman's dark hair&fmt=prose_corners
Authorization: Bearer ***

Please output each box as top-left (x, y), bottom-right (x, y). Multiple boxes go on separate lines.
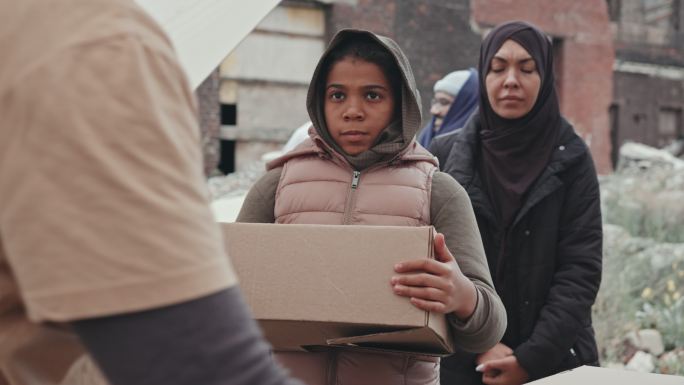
top-left (319, 36), bottom-right (403, 105)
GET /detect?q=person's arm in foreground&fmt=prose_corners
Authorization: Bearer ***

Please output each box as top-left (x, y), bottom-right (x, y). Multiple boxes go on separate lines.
top-left (73, 288), bottom-right (300, 385)
top-left (391, 172), bottom-right (506, 352)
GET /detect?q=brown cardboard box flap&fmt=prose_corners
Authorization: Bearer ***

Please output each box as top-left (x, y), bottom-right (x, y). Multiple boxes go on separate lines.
top-left (255, 320), bottom-right (408, 352)
top-left (221, 223), bottom-right (454, 355)
top-left (326, 326), bottom-right (453, 356)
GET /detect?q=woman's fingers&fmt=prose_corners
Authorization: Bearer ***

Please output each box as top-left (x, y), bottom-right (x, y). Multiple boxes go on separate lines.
top-left (391, 271), bottom-right (458, 314)
top-left (391, 272), bottom-right (453, 292)
top-left (392, 282), bottom-right (446, 301)
top-left (407, 297), bottom-right (448, 313)
top-left (394, 258), bottom-right (453, 276)
top-left (391, 234), bottom-right (465, 315)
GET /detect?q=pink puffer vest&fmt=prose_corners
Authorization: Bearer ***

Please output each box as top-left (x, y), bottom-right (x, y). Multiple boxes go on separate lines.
top-left (270, 137), bottom-right (438, 227)
top-left (266, 136), bottom-right (441, 385)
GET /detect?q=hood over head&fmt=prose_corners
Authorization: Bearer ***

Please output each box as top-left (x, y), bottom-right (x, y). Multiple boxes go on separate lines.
top-left (306, 29), bottom-right (422, 170)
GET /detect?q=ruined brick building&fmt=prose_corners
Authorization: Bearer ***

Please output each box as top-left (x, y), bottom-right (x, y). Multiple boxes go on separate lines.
top-left (608, 0), bottom-right (683, 166)
top-left (197, 0), bottom-right (683, 175)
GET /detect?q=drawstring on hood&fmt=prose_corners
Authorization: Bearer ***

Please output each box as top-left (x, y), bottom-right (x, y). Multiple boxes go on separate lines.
top-left (306, 29), bottom-right (423, 170)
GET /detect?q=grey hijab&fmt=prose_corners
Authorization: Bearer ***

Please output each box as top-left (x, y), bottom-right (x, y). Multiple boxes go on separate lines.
top-left (306, 29), bottom-right (422, 170)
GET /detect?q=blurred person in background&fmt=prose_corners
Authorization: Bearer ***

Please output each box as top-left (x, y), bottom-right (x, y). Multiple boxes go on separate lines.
top-left (417, 68), bottom-right (479, 148)
top-left (431, 21), bottom-right (602, 385)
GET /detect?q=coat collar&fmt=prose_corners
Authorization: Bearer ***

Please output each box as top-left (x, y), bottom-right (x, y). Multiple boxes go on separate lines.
top-left (443, 112), bottom-right (589, 227)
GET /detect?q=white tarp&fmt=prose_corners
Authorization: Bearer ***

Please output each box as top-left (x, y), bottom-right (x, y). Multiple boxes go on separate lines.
top-left (529, 366), bottom-right (684, 384)
top-left (135, 0), bottom-right (281, 89)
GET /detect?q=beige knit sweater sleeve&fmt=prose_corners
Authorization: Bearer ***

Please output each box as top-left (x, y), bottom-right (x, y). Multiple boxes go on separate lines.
top-left (236, 168), bottom-right (506, 353)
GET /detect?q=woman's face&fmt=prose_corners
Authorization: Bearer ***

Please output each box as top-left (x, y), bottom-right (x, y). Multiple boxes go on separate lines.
top-left (485, 39), bottom-right (541, 120)
top-left (324, 56), bottom-right (396, 155)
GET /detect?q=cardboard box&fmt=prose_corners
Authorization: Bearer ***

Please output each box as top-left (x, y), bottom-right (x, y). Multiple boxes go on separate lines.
top-left (220, 222), bottom-right (454, 356)
top-left (529, 366), bottom-right (684, 384)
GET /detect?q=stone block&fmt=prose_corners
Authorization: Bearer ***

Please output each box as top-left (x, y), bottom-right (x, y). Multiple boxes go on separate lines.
top-left (626, 329), bottom-right (665, 356)
top-left (625, 350), bottom-right (656, 372)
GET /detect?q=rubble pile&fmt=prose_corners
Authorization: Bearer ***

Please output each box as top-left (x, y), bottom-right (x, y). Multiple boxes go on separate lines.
top-left (600, 142), bottom-right (684, 243)
top-left (207, 160), bottom-right (266, 200)
top-left (595, 142), bottom-right (684, 375)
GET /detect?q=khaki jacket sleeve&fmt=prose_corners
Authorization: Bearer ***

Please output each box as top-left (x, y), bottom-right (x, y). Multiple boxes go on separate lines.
top-left (430, 172), bottom-right (507, 353)
top-left (236, 168), bottom-right (282, 223)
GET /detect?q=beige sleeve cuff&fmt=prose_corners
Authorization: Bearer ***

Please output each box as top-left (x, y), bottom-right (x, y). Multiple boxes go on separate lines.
top-left (447, 286), bottom-right (506, 353)
top-left (430, 172), bottom-right (507, 353)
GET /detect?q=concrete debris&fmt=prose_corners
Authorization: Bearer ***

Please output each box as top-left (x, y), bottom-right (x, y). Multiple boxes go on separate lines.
top-left (207, 160), bottom-right (266, 200)
top-left (625, 351), bottom-right (656, 373)
top-left (658, 348), bottom-right (684, 375)
top-left (626, 329), bottom-right (665, 356)
top-left (617, 142), bottom-right (684, 175)
top-left (601, 142), bottom-right (684, 243)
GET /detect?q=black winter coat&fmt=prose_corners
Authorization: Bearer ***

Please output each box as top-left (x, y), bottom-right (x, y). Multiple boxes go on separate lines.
top-left (430, 114), bottom-right (603, 383)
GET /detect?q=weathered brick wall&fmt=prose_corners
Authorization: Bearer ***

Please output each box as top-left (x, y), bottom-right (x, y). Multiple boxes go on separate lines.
top-left (394, 1), bottom-right (481, 123)
top-left (613, 0), bottom-right (684, 65)
top-left (328, 0), bottom-right (396, 40)
top-left (328, 0), bottom-right (480, 127)
top-left (611, 0), bottom-right (684, 160)
top-left (472, 0), bottom-right (615, 174)
top-left (196, 69), bottom-right (221, 176)
top-left (613, 72), bottom-right (684, 148)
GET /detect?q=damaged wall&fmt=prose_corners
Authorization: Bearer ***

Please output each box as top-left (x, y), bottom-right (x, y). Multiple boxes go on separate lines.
top-left (471, 0), bottom-right (615, 174)
top-left (327, 0), bottom-right (481, 124)
top-left (609, 0), bottom-right (684, 168)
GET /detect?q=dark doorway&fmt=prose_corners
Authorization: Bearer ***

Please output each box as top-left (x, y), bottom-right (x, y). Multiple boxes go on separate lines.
top-left (218, 140), bottom-right (236, 174)
top-left (609, 104), bottom-right (620, 169)
top-left (219, 103), bottom-right (237, 174)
